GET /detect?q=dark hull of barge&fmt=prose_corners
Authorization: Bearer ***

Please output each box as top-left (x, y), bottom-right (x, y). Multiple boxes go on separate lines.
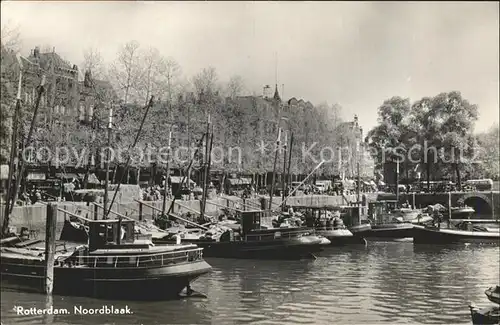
top-left (361, 223), bottom-right (415, 242)
top-left (0, 257), bottom-right (211, 300)
top-left (154, 239), bottom-right (323, 260)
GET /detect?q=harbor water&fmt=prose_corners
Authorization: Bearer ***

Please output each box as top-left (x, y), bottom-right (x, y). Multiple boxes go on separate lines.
top-left (1, 242), bottom-right (499, 325)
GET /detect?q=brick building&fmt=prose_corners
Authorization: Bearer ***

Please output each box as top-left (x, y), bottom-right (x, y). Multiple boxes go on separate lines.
top-left (79, 70), bottom-right (119, 125)
top-left (25, 46), bottom-right (80, 121)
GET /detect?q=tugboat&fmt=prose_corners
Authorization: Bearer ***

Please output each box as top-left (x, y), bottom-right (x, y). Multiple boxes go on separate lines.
top-left (469, 285), bottom-right (500, 324)
top-left (0, 218), bottom-right (212, 300)
top-left (340, 205), bottom-right (371, 245)
top-left (361, 201), bottom-right (419, 242)
top-left (158, 210), bottom-right (328, 259)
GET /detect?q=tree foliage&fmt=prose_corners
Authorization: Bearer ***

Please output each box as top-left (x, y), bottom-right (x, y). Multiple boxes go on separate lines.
top-left (366, 92), bottom-right (484, 185)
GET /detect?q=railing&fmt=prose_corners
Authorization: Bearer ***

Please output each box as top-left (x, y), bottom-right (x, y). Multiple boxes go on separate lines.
top-left (244, 228), bottom-right (314, 242)
top-left (56, 248), bottom-right (205, 268)
top-left (314, 226), bottom-right (347, 231)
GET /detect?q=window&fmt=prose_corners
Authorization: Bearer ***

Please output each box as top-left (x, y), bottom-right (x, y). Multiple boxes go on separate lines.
top-left (79, 104), bottom-right (85, 121)
top-left (88, 105), bottom-right (94, 121)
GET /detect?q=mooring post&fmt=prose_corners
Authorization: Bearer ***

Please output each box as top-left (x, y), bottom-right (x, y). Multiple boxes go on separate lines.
top-left (260, 197), bottom-right (266, 210)
top-left (448, 191), bottom-right (452, 225)
top-left (138, 201), bottom-right (143, 221)
top-left (44, 294), bottom-right (53, 324)
top-left (492, 191), bottom-right (495, 219)
top-left (45, 203), bottom-right (57, 295)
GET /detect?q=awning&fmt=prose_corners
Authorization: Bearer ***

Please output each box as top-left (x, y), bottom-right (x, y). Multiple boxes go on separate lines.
top-left (169, 176), bottom-right (195, 184)
top-left (0, 165), bottom-right (9, 180)
top-left (55, 173), bottom-right (79, 179)
top-left (228, 178), bottom-right (252, 186)
top-left (27, 172), bottom-right (46, 180)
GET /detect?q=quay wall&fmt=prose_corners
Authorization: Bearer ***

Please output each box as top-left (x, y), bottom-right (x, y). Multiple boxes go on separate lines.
top-left (1, 191), bottom-right (497, 237)
top-left (0, 194), bottom-right (378, 237)
top-left (0, 197), bottom-right (229, 238)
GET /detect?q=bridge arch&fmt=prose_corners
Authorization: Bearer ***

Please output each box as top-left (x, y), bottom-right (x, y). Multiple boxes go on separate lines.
top-left (457, 193), bottom-right (493, 216)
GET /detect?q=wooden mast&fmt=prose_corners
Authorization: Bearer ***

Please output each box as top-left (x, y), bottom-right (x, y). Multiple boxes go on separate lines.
top-left (103, 105), bottom-right (113, 219)
top-left (8, 74), bottom-right (46, 216)
top-left (160, 130), bottom-right (172, 217)
top-left (2, 55), bottom-right (24, 237)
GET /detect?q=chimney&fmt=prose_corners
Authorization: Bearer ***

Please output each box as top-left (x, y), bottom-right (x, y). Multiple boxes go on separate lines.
top-left (34, 46), bottom-right (40, 58)
top-left (354, 114), bottom-right (358, 126)
top-left (263, 85), bottom-right (271, 98)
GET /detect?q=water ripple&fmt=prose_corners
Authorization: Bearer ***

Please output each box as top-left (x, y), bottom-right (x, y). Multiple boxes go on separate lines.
top-left (1, 243), bottom-right (498, 325)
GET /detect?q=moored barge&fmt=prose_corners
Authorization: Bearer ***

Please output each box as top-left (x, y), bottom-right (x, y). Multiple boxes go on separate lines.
top-left (159, 210), bottom-right (328, 259)
top-left (1, 218), bottom-right (212, 300)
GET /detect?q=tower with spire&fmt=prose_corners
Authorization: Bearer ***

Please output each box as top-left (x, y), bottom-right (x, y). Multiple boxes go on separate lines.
top-left (273, 84), bottom-right (281, 102)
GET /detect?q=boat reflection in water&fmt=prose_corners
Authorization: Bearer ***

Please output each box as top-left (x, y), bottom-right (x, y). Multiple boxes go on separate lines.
top-left (157, 210), bottom-right (329, 260)
top-left (1, 218), bottom-right (212, 300)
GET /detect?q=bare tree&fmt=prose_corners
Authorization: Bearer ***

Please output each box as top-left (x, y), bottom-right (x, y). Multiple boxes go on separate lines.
top-left (82, 47), bottom-right (105, 79)
top-left (226, 75), bottom-right (245, 99)
top-left (164, 57), bottom-right (181, 104)
top-left (1, 22), bottom-right (21, 53)
top-left (135, 46), bottom-right (172, 105)
top-left (192, 66), bottom-right (219, 97)
top-left (109, 40), bottom-right (141, 104)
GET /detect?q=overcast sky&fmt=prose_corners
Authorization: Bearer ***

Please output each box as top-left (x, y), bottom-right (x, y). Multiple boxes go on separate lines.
top-left (1, 1), bottom-right (498, 133)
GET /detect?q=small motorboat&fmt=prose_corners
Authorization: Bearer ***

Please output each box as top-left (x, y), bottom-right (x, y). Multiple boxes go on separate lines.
top-left (449, 205), bottom-right (475, 219)
top-left (469, 285), bottom-right (500, 325)
top-left (413, 223), bottom-right (500, 245)
top-left (469, 305), bottom-right (500, 325)
top-left (485, 286), bottom-right (500, 305)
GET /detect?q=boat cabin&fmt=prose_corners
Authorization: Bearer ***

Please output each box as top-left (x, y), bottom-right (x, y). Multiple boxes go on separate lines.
top-left (369, 200), bottom-right (398, 222)
top-left (237, 209), bottom-right (313, 242)
top-left (88, 218), bottom-right (144, 251)
top-left (240, 210), bottom-right (273, 235)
